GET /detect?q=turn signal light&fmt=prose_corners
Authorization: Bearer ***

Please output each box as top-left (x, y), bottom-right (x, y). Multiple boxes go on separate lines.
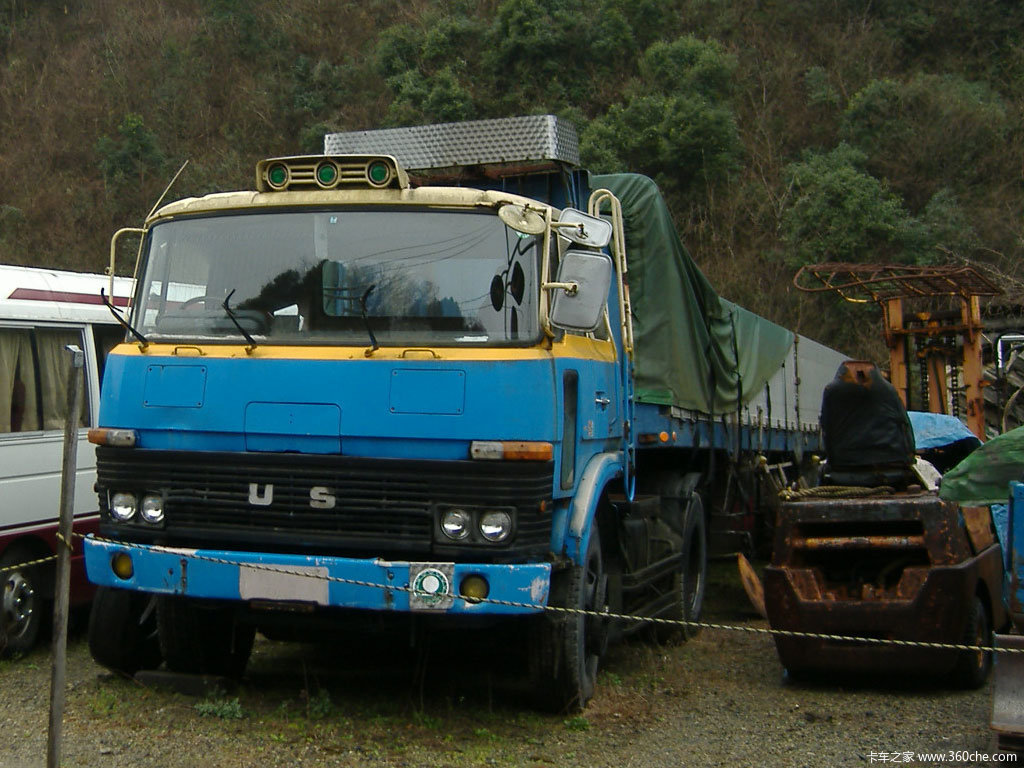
top-left (470, 441), bottom-right (553, 461)
top-left (460, 575), bottom-right (490, 602)
top-left (88, 428), bottom-right (137, 447)
top-left (111, 552), bottom-right (134, 580)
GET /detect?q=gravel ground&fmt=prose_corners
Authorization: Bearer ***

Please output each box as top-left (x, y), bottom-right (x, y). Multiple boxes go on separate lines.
top-left (0, 563), bottom-right (1009, 768)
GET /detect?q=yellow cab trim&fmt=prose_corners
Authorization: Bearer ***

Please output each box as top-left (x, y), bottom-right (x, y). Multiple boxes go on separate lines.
top-left (110, 332), bottom-right (616, 364)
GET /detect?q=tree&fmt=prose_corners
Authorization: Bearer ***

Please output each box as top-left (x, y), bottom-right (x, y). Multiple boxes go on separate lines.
top-left (840, 74), bottom-right (1009, 208)
top-left (580, 36), bottom-right (741, 199)
top-left (781, 144), bottom-right (982, 267)
top-left (95, 113), bottom-right (166, 189)
top-left (781, 144), bottom-right (922, 265)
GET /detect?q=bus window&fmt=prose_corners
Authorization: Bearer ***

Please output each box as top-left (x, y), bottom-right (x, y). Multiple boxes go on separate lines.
top-left (35, 328), bottom-right (88, 430)
top-left (0, 327), bottom-right (88, 434)
top-left (0, 329), bottom-right (38, 433)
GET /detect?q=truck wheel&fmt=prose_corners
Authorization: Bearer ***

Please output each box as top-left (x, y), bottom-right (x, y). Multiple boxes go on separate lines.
top-left (157, 596), bottom-right (254, 679)
top-left (530, 527), bottom-right (608, 712)
top-left (681, 494), bottom-right (707, 637)
top-left (88, 586), bottom-right (162, 674)
top-left (654, 486), bottom-right (707, 642)
top-left (952, 595), bottom-right (992, 689)
top-left (1, 548), bottom-right (44, 656)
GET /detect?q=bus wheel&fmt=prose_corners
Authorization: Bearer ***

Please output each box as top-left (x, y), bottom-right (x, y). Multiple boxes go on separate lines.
top-left (157, 596), bottom-right (254, 679)
top-left (1, 548), bottom-right (43, 655)
top-left (88, 587), bottom-right (162, 674)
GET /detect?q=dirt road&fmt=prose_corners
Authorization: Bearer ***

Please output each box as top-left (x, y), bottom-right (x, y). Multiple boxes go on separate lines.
top-left (0, 565), bottom-right (1005, 768)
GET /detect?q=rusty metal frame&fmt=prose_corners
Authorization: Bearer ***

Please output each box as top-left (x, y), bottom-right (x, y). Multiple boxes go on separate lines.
top-left (793, 263), bottom-right (1001, 441)
top-left (764, 493), bottom-right (1006, 677)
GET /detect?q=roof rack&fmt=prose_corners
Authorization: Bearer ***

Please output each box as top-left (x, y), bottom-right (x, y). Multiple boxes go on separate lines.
top-left (323, 115), bottom-right (579, 178)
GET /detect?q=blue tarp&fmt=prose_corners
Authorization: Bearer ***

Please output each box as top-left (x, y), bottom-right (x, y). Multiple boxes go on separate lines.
top-left (907, 411), bottom-right (980, 451)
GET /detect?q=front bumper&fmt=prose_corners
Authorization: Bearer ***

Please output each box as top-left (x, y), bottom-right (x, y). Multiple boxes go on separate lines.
top-left (84, 536), bottom-right (550, 616)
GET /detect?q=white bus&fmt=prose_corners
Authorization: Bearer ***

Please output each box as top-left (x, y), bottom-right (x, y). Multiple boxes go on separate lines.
top-left (0, 265), bottom-right (132, 654)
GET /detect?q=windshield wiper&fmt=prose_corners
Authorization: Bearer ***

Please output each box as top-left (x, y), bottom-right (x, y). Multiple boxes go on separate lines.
top-left (360, 284), bottom-right (379, 357)
top-left (100, 289), bottom-right (149, 350)
top-left (223, 289), bottom-right (258, 355)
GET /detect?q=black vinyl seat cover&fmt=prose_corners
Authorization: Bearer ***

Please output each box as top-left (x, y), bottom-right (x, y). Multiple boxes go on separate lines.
top-left (820, 361), bottom-right (916, 487)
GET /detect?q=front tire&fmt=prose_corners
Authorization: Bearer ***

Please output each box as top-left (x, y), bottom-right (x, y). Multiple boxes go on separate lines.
top-left (531, 527), bottom-right (608, 712)
top-left (88, 586), bottom-right (162, 674)
top-left (157, 596), bottom-right (254, 678)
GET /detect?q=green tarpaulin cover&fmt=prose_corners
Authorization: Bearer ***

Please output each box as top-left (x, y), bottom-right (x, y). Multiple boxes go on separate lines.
top-left (939, 426), bottom-right (1024, 506)
top-left (591, 173), bottom-right (794, 414)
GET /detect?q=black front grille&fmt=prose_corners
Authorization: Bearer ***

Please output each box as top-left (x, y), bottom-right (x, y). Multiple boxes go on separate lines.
top-left (96, 447), bottom-right (554, 562)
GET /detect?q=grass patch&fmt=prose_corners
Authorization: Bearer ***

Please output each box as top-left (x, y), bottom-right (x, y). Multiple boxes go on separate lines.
top-left (195, 697), bottom-right (244, 719)
top-left (88, 686), bottom-right (122, 717)
top-left (305, 688), bottom-right (333, 720)
top-left (563, 715), bottom-right (590, 732)
top-left (601, 670), bottom-right (623, 686)
top-left (412, 710), bottom-right (443, 730)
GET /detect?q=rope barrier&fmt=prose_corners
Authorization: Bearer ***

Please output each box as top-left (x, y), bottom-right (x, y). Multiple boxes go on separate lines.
top-left (75, 532), bottom-right (1022, 656)
top-left (0, 554), bottom-right (59, 576)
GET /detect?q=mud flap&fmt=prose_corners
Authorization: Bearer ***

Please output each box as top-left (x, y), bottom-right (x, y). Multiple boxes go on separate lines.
top-left (991, 634), bottom-right (1024, 751)
top-left (737, 553), bottom-right (766, 619)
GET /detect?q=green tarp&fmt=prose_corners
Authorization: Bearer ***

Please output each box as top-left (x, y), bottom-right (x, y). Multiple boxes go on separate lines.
top-left (939, 426), bottom-right (1024, 506)
top-left (592, 173), bottom-right (794, 414)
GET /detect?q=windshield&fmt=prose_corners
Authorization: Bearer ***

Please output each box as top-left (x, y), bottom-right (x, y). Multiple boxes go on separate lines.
top-left (134, 209), bottom-right (540, 345)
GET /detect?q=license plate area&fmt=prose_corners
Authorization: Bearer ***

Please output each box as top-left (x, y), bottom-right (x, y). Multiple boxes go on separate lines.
top-left (239, 564), bottom-right (329, 606)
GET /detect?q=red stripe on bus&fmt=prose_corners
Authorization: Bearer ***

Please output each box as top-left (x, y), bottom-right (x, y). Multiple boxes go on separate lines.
top-left (0, 512), bottom-right (100, 535)
top-left (7, 288), bottom-right (130, 307)
top-left (0, 516), bottom-right (100, 606)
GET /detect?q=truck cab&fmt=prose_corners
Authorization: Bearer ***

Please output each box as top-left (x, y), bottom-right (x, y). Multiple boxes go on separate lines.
top-left (85, 119), bottom-right (636, 710)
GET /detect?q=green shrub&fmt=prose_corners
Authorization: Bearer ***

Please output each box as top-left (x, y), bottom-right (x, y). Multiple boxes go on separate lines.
top-left (840, 74), bottom-right (1009, 205)
top-left (803, 66), bottom-right (841, 108)
top-left (581, 92), bottom-right (740, 196)
top-left (194, 697), bottom-right (244, 719)
top-left (781, 144), bottom-right (917, 265)
top-left (375, 24), bottom-right (421, 79)
top-left (640, 36), bottom-right (736, 100)
top-left (579, 33), bottom-right (740, 198)
top-left (95, 113), bottom-right (166, 188)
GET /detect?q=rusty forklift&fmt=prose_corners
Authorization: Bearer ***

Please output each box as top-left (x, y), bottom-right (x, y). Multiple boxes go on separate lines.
top-left (764, 361), bottom-right (1006, 687)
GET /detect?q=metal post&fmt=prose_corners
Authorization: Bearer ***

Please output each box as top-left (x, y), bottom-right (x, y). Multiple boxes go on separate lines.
top-left (885, 298), bottom-right (908, 406)
top-left (47, 345), bottom-right (84, 768)
top-left (962, 296), bottom-right (986, 442)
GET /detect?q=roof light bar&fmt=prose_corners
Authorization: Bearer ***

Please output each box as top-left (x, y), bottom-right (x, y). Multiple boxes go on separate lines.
top-left (255, 155), bottom-right (409, 192)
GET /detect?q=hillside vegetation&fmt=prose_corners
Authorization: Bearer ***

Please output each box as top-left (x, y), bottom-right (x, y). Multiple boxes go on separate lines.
top-left (2, 0), bottom-right (1022, 357)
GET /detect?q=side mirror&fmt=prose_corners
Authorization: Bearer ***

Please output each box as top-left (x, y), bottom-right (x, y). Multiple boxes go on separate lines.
top-left (547, 250), bottom-right (612, 333)
top-left (555, 209), bottom-right (612, 249)
top-left (107, 227), bottom-right (145, 301)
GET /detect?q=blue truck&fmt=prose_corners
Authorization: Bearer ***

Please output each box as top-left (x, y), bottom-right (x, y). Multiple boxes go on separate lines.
top-left (83, 116), bottom-right (845, 710)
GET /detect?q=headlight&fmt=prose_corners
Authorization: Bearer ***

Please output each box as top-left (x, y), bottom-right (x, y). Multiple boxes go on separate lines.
top-left (479, 510), bottom-right (512, 542)
top-left (110, 492), bottom-right (137, 522)
top-left (440, 509), bottom-right (471, 540)
top-left (140, 494), bottom-right (164, 524)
